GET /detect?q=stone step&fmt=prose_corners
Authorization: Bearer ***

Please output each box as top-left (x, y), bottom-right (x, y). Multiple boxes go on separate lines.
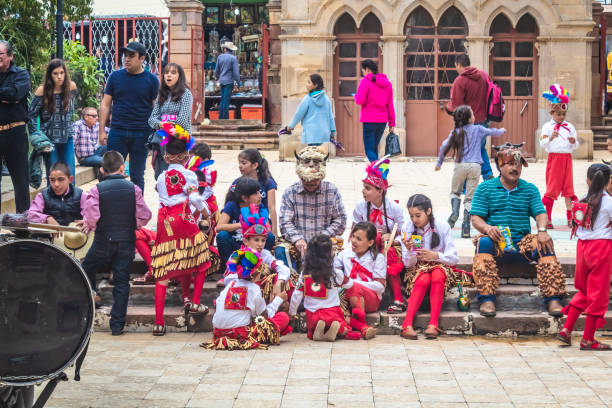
top-left (194, 130), bottom-right (278, 138)
top-left (594, 141), bottom-right (609, 150)
top-left (193, 136), bottom-right (278, 150)
top-left (456, 255), bottom-right (576, 278)
top-left (94, 305), bottom-right (212, 333)
top-left (591, 125), bottom-right (612, 131)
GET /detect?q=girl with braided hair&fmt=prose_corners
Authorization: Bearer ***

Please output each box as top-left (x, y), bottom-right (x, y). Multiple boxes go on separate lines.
top-left (557, 164), bottom-right (612, 350)
top-left (352, 156), bottom-right (405, 313)
top-left (435, 105), bottom-right (505, 238)
top-left (400, 194), bottom-right (468, 340)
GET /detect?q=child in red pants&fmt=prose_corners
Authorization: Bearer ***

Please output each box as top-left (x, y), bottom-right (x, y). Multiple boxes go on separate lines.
top-left (289, 234), bottom-right (361, 341)
top-left (352, 155), bottom-right (406, 313)
top-left (335, 222), bottom-right (386, 339)
top-left (202, 248), bottom-right (291, 350)
top-left (540, 84), bottom-right (578, 228)
top-left (557, 164), bottom-right (612, 350)
top-left (400, 194), bottom-right (466, 340)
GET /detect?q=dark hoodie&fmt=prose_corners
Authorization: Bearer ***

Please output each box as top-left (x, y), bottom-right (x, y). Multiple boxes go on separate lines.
top-left (447, 67), bottom-right (489, 123)
top-left (354, 73), bottom-right (396, 126)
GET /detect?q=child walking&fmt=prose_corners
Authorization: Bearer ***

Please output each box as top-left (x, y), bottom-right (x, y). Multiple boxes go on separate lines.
top-left (557, 164), bottom-right (612, 350)
top-left (352, 156), bottom-right (406, 313)
top-left (202, 248), bottom-right (291, 350)
top-left (289, 235), bottom-right (361, 341)
top-left (335, 221), bottom-right (386, 339)
top-left (150, 123), bottom-right (211, 336)
top-left (540, 84), bottom-right (579, 228)
top-left (81, 151), bottom-right (152, 336)
top-left (435, 105), bottom-right (505, 238)
top-left (399, 194), bottom-right (468, 340)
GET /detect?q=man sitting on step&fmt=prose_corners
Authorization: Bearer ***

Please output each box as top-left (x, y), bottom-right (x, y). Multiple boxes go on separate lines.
top-left (469, 143), bottom-right (566, 317)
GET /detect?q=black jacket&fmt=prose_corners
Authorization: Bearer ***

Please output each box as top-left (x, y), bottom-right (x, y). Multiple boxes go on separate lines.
top-left (0, 64), bottom-right (30, 125)
top-left (95, 174), bottom-right (136, 242)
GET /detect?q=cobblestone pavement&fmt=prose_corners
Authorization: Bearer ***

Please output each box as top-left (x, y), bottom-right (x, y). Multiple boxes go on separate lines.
top-left (78, 149), bottom-right (611, 258)
top-left (41, 332), bottom-right (612, 408)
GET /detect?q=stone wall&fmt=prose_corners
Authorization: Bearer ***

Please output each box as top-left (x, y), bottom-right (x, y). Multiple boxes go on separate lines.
top-left (278, 0), bottom-right (596, 160)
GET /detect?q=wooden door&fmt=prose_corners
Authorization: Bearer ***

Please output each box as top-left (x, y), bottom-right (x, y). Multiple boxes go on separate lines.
top-left (333, 13), bottom-right (382, 156)
top-left (489, 14), bottom-right (539, 157)
top-left (404, 6), bottom-right (467, 156)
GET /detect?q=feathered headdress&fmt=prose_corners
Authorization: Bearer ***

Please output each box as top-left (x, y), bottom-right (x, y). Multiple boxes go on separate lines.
top-left (186, 156), bottom-right (214, 172)
top-left (542, 84), bottom-right (570, 112)
top-left (240, 204), bottom-right (270, 238)
top-left (362, 155), bottom-right (390, 191)
top-left (226, 248), bottom-right (262, 279)
top-left (158, 121), bottom-right (195, 151)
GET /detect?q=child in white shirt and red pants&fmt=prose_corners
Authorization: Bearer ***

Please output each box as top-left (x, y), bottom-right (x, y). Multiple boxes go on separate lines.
top-left (540, 84), bottom-right (578, 228)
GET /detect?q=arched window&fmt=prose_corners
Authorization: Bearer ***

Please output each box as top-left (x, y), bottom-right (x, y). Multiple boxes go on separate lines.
top-left (334, 13), bottom-right (357, 35)
top-left (361, 12), bottom-right (382, 34)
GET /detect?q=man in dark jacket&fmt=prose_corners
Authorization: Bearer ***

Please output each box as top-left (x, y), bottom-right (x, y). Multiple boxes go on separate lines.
top-left (0, 40), bottom-right (31, 213)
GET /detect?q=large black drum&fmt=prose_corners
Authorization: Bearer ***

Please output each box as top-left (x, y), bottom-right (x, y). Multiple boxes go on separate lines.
top-left (0, 240), bottom-right (94, 386)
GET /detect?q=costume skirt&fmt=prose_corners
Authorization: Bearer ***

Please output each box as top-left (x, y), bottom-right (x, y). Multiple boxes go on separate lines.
top-left (202, 314), bottom-right (290, 350)
top-left (404, 261), bottom-right (473, 297)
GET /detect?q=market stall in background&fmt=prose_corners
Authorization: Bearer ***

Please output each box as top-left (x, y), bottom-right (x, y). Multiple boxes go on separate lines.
top-left (202, 1), bottom-right (269, 122)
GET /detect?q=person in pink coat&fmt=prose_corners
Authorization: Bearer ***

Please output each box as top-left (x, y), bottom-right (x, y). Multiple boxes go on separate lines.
top-left (354, 60), bottom-right (396, 162)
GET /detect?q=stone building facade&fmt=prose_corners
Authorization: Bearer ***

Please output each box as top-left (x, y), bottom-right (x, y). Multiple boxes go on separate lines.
top-left (276, 0), bottom-right (597, 160)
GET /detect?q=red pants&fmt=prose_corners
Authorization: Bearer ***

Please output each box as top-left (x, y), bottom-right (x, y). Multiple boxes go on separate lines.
top-left (544, 153), bottom-right (574, 200)
top-left (402, 266), bottom-right (447, 328)
top-left (270, 312), bottom-right (291, 335)
top-left (345, 282), bottom-right (381, 313)
top-left (564, 239), bottom-right (612, 328)
top-left (305, 306), bottom-right (351, 339)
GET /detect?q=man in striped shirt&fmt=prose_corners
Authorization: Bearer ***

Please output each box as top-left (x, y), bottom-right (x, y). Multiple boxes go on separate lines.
top-left (470, 144), bottom-right (566, 317)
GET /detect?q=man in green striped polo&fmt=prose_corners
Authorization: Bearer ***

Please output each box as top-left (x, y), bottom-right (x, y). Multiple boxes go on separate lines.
top-left (470, 144), bottom-right (566, 317)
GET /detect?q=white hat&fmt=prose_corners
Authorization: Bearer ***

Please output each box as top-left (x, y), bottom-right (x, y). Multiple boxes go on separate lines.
top-left (221, 41), bottom-right (238, 51)
top-left (53, 222), bottom-right (93, 260)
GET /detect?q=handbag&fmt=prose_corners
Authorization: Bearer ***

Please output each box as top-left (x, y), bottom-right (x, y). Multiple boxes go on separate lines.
top-left (385, 132), bottom-right (401, 157)
top-left (146, 130), bottom-right (163, 151)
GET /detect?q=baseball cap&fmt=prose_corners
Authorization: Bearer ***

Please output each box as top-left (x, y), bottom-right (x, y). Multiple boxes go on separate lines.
top-left (119, 41), bottom-right (146, 57)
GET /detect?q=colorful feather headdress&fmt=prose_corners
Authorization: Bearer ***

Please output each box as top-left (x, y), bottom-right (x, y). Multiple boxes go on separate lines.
top-left (158, 115), bottom-right (195, 151)
top-left (227, 248), bottom-right (262, 279)
top-left (186, 156), bottom-right (214, 172)
top-left (362, 154), bottom-right (390, 191)
top-left (240, 204), bottom-right (270, 238)
top-left (542, 84), bottom-right (570, 112)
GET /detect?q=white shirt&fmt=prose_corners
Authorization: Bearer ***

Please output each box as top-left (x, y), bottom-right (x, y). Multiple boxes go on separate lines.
top-left (576, 194), bottom-right (612, 240)
top-left (157, 164), bottom-right (208, 212)
top-left (400, 219), bottom-right (459, 267)
top-left (212, 279), bottom-right (283, 329)
top-left (201, 167), bottom-right (215, 201)
top-left (333, 248), bottom-right (386, 299)
top-left (289, 269), bottom-right (353, 314)
top-left (352, 197), bottom-right (405, 236)
top-left (540, 119), bottom-right (579, 153)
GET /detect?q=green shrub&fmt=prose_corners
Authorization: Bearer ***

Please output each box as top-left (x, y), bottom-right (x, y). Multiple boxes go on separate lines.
top-left (64, 40), bottom-right (104, 111)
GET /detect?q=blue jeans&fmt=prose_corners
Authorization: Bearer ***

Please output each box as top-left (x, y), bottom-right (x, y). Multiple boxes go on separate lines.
top-left (108, 128), bottom-right (149, 191)
top-left (78, 146), bottom-right (107, 167)
top-left (216, 230), bottom-right (276, 266)
top-left (45, 138), bottom-right (76, 184)
top-left (362, 122), bottom-right (387, 162)
top-left (477, 121), bottom-right (493, 180)
top-left (219, 84), bottom-right (233, 119)
top-left (82, 238), bottom-right (135, 333)
top-left (475, 236), bottom-right (560, 304)
top-left (274, 245), bottom-right (298, 270)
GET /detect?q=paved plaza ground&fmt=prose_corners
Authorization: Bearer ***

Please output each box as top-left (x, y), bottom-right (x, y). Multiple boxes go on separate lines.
top-left (41, 332), bottom-right (612, 408)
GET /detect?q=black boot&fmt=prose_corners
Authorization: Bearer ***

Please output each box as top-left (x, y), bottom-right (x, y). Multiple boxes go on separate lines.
top-left (448, 198), bottom-right (461, 228)
top-left (461, 209), bottom-right (471, 238)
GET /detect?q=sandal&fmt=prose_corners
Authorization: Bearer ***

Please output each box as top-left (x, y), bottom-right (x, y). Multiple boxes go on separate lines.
top-left (152, 324), bottom-right (166, 336)
top-left (387, 301), bottom-right (406, 314)
top-left (183, 297), bottom-right (192, 312)
top-left (580, 340), bottom-right (611, 351)
top-left (189, 303), bottom-right (209, 314)
top-left (424, 325), bottom-right (443, 340)
top-left (400, 326), bottom-right (418, 340)
top-left (556, 329), bottom-right (571, 346)
top-left (361, 326), bottom-right (377, 340)
top-left (132, 272), bottom-right (155, 285)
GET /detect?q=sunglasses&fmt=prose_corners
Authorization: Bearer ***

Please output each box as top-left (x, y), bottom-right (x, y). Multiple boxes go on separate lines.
top-left (85, 114), bottom-right (98, 118)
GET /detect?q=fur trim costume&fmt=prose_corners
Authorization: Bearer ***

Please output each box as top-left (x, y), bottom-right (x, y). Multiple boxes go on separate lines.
top-left (294, 146), bottom-right (329, 182)
top-left (403, 262), bottom-right (473, 297)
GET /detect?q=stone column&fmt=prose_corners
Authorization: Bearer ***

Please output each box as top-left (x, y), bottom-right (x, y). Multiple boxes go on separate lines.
top-left (379, 36), bottom-right (407, 157)
top-left (167, 0), bottom-right (204, 87)
top-left (267, 0), bottom-right (282, 125)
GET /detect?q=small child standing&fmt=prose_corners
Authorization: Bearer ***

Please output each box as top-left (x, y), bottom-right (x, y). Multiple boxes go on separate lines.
top-left (352, 156), bottom-right (406, 313)
top-left (81, 151), bottom-right (152, 336)
top-left (540, 84), bottom-right (579, 228)
top-left (150, 123), bottom-right (211, 336)
top-left (399, 194), bottom-right (468, 340)
top-left (435, 105), bottom-right (505, 238)
top-left (335, 221), bottom-right (386, 339)
top-left (202, 248), bottom-right (291, 350)
top-left (28, 162), bottom-right (86, 226)
top-left (188, 142), bottom-right (218, 234)
top-left (289, 235), bottom-right (361, 341)
top-left (557, 164), bottom-right (612, 350)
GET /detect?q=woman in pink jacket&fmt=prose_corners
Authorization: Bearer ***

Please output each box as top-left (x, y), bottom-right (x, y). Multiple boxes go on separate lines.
top-left (354, 60), bottom-right (396, 162)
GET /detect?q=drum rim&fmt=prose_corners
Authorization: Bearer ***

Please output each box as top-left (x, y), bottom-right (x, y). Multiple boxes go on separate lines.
top-left (0, 239), bottom-right (95, 386)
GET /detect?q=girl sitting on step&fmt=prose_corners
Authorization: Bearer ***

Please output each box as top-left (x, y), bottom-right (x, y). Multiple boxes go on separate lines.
top-left (557, 163), bottom-right (612, 350)
top-left (352, 155), bottom-right (406, 314)
top-left (400, 194), bottom-right (469, 340)
top-left (335, 222), bottom-right (386, 340)
top-left (289, 234), bottom-right (361, 341)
